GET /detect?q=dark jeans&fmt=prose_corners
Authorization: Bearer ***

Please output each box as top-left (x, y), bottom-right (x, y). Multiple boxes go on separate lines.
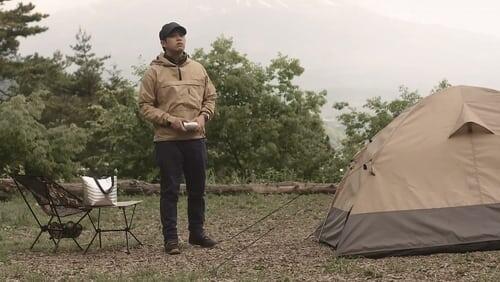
top-left (155, 139), bottom-right (207, 242)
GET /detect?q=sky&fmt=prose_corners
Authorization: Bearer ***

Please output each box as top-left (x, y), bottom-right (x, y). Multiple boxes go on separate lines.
top-left (11, 0), bottom-right (500, 118)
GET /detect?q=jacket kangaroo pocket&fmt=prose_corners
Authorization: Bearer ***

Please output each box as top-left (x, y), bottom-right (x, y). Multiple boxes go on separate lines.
top-left (157, 79), bottom-right (204, 117)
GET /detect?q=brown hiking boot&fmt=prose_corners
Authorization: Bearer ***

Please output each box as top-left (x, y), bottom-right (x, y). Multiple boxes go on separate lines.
top-left (188, 232), bottom-right (217, 248)
top-left (164, 240), bottom-right (181, 255)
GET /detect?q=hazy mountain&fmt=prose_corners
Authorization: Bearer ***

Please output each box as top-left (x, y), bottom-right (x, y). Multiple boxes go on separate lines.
top-left (323, 119), bottom-right (345, 148)
top-left (0, 80), bottom-right (13, 101)
top-left (19, 0), bottom-right (500, 119)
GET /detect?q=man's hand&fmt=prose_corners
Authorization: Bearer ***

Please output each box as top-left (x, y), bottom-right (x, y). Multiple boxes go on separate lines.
top-left (169, 117), bottom-right (186, 131)
top-left (194, 115), bottom-right (206, 133)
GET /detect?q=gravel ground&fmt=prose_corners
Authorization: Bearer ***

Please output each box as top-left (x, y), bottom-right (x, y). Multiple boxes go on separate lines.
top-left (2, 194), bottom-right (500, 281)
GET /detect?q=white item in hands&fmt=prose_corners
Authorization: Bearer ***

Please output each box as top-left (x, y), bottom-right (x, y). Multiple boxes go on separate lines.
top-left (182, 121), bottom-right (199, 131)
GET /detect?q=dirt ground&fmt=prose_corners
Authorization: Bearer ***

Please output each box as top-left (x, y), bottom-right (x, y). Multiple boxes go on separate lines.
top-left (2, 194), bottom-right (500, 281)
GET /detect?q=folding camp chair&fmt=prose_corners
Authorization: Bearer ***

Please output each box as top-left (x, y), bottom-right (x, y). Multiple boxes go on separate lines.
top-left (12, 175), bottom-right (92, 252)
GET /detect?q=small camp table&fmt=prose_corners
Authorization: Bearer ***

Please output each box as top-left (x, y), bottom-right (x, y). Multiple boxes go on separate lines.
top-left (84, 201), bottom-right (142, 254)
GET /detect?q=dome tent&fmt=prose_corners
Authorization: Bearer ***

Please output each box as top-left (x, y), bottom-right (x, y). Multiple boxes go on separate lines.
top-left (315, 85), bottom-right (500, 257)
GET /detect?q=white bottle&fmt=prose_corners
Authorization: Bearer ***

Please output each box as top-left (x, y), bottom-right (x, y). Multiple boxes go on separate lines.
top-left (182, 121), bottom-right (199, 131)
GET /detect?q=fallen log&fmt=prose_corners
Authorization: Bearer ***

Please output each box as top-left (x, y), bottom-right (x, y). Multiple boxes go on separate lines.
top-left (0, 178), bottom-right (16, 201)
top-left (0, 178), bottom-right (336, 197)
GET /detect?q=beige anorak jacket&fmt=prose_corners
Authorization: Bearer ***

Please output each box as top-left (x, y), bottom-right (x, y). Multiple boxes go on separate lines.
top-left (139, 53), bottom-right (216, 141)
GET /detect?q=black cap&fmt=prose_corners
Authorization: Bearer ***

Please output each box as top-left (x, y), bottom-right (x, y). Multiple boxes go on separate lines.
top-left (159, 22), bottom-right (187, 40)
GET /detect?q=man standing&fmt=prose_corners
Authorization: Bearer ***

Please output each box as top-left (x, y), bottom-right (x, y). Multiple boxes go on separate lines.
top-left (139, 22), bottom-right (217, 255)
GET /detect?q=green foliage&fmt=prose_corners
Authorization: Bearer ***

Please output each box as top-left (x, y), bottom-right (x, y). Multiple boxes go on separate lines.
top-left (0, 0), bottom-right (453, 185)
top-left (0, 2), bottom-right (89, 179)
top-left (66, 28), bottom-right (110, 97)
top-left (0, 0), bottom-right (47, 58)
top-left (12, 51), bottom-right (72, 96)
top-left (193, 37), bottom-right (336, 182)
top-left (0, 14), bottom-right (156, 180)
top-left (41, 29), bottom-right (108, 128)
top-left (0, 93), bottom-right (86, 178)
top-left (431, 78), bottom-right (452, 94)
top-left (0, 0), bottom-right (48, 98)
top-left (82, 72), bottom-right (156, 179)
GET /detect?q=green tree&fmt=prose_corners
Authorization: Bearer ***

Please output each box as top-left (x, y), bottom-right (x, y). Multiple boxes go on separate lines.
top-left (0, 0), bottom-right (48, 97)
top-left (192, 37), bottom-right (335, 182)
top-left (81, 67), bottom-right (156, 180)
top-left (13, 51), bottom-right (72, 96)
top-left (66, 28), bottom-right (110, 97)
top-left (41, 29), bottom-right (108, 127)
top-left (0, 1), bottom-right (89, 179)
top-left (431, 78), bottom-right (452, 94)
top-left (0, 93), bottom-right (86, 178)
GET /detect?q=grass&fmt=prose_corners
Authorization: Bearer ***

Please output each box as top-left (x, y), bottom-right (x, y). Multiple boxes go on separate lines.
top-left (2, 193), bottom-right (500, 281)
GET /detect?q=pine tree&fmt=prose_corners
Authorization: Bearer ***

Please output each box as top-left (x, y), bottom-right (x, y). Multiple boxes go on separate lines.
top-left (0, 0), bottom-right (48, 98)
top-left (66, 28), bottom-right (110, 97)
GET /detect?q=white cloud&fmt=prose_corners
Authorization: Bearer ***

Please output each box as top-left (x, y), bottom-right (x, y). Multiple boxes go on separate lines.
top-left (196, 4), bottom-right (214, 12)
top-left (350, 0), bottom-right (500, 38)
top-left (320, 0), bottom-right (339, 7)
top-left (15, 0), bottom-right (500, 109)
top-left (275, 0), bottom-right (289, 8)
top-left (257, 0), bottom-right (273, 8)
top-left (29, 0), bottom-right (102, 14)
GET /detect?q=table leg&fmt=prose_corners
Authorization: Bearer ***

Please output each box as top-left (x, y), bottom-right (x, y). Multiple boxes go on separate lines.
top-left (98, 208), bottom-right (102, 249)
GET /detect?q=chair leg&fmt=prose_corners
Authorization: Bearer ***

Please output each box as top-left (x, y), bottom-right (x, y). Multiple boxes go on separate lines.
top-left (86, 211), bottom-right (98, 232)
top-left (30, 230), bottom-right (44, 250)
top-left (52, 239), bottom-right (61, 253)
top-left (84, 232), bottom-right (98, 254)
top-left (72, 238), bottom-right (83, 250)
top-left (76, 210), bottom-right (91, 225)
top-left (70, 210), bottom-right (89, 251)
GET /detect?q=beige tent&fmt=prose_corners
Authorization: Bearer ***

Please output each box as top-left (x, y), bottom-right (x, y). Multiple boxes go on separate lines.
top-left (315, 85), bottom-right (500, 257)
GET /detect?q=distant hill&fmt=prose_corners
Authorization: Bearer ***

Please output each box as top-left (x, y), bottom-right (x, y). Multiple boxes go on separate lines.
top-left (20, 0), bottom-right (500, 97)
top-left (0, 80), bottom-right (11, 101)
top-left (323, 119), bottom-right (345, 149)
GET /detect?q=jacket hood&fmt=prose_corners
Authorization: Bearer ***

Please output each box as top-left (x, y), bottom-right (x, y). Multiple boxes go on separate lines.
top-left (150, 52), bottom-right (190, 67)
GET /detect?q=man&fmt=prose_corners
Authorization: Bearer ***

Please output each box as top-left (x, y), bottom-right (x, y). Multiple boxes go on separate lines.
top-left (138, 22), bottom-right (217, 255)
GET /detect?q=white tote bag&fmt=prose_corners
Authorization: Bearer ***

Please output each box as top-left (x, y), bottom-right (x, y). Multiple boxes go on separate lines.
top-left (82, 176), bottom-right (117, 206)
